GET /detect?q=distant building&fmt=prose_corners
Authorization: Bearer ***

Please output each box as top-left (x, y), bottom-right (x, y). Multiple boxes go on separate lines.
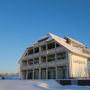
top-left (19, 33), bottom-right (90, 79)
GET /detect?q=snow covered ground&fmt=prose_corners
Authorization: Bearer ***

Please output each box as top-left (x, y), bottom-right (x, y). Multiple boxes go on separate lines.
top-left (0, 80), bottom-right (90, 90)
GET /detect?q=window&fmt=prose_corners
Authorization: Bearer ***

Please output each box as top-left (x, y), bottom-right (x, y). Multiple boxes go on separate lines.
top-left (41, 56), bottom-right (46, 63)
top-left (28, 49), bottom-right (33, 55)
top-left (34, 58), bottom-right (39, 64)
top-left (41, 45), bottom-right (46, 51)
top-left (35, 47), bottom-right (39, 53)
top-left (47, 42), bottom-right (55, 49)
top-left (48, 68), bottom-right (56, 79)
top-left (56, 43), bottom-right (61, 47)
top-left (41, 68), bottom-right (46, 79)
top-left (22, 61), bottom-right (27, 65)
top-left (47, 55), bottom-right (55, 62)
top-left (29, 59), bottom-right (33, 65)
top-left (57, 52), bottom-right (66, 60)
top-left (34, 69), bottom-right (39, 79)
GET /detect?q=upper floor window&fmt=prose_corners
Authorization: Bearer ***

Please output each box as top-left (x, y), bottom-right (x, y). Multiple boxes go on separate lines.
top-left (28, 49), bottom-right (33, 55)
top-left (57, 52), bottom-right (66, 60)
top-left (47, 54), bottom-right (55, 62)
top-left (47, 42), bottom-right (55, 50)
top-left (29, 59), bottom-right (33, 65)
top-left (56, 43), bottom-right (61, 47)
top-left (22, 61), bottom-right (27, 66)
top-left (41, 56), bottom-right (46, 63)
top-left (34, 58), bottom-right (39, 64)
top-left (35, 47), bottom-right (39, 53)
top-left (41, 45), bottom-right (46, 51)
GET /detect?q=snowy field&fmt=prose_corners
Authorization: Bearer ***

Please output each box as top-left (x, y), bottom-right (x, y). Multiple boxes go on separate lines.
top-left (0, 80), bottom-right (90, 90)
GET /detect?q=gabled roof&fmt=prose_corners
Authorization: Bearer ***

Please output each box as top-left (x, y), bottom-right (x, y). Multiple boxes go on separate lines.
top-left (48, 33), bottom-right (90, 58)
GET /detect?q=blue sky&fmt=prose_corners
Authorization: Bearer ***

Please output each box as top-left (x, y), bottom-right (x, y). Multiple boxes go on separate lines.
top-left (0, 0), bottom-right (90, 73)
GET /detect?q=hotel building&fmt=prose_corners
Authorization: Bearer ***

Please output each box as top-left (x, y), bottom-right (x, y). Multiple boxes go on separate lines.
top-left (19, 33), bottom-right (90, 79)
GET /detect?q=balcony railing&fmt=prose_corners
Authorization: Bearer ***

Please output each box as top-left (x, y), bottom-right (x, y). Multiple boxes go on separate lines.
top-left (22, 65), bottom-right (27, 70)
top-left (47, 61), bottom-right (55, 67)
top-left (56, 59), bottom-right (68, 66)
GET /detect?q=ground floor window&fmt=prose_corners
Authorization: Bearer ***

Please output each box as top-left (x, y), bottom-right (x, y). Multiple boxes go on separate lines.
top-left (28, 70), bottom-right (33, 79)
top-left (57, 66), bottom-right (67, 79)
top-left (24, 66), bottom-right (68, 79)
top-left (34, 69), bottom-right (39, 79)
top-left (48, 68), bottom-right (56, 79)
top-left (41, 69), bottom-right (46, 79)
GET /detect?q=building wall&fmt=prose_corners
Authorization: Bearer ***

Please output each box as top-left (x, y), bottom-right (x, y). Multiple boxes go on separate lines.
top-left (87, 59), bottom-right (90, 77)
top-left (70, 53), bottom-right (89, 78)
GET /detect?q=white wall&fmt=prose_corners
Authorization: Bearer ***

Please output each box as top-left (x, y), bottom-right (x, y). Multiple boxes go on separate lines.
top-left (70, 53), bottom-right (89, 78)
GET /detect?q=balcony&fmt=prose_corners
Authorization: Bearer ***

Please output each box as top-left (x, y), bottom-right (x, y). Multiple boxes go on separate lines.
top-left (56, 52), bottom-right (66, 60)
top-left (40, 50), bottom-right (47, 56)
top-left (47, 48), bottom-right (55, 54)
top-left (33, 64), bottom-right (40, 69)
top-left (22, 65), bottom-right (27, 70)
top-left (47, 61), bottom-right (56, 67)
top-left (41, 56), bottom-right (46, 63)
top-left (28, 48), bottom-right (33, 59)
top-left (40, 63), bottom-right (47, 68)
top-left (22, 56), bottom-right (28, 61)
top-left (28, 65), bottom-right (34, 70)
top-left (56, 59), bottom-right (68, 66)
top-left (56, 46), bottom-right (65, 52)
top-left (34, 58), bottom-right (39, 64)
top-left (28, 59), bottom-right (33, 65)
top-left (34, 53), bottom-right (39, 57)
top-left (47, 54), bottom-right (55, 62)
top-left (28, 54), bottom-right (33, 59)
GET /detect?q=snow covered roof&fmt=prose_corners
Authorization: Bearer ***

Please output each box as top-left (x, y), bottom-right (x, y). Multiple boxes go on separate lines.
top-left (48, 33), bottom-right (90, 58)
top-left (64, 36), bottom-right (85, 47)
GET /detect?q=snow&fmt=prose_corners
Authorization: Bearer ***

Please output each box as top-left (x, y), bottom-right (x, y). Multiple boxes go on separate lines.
top-left (0, 80), bottom-right (90, 90)
top-left (5, 76), bottom-right (19, 80)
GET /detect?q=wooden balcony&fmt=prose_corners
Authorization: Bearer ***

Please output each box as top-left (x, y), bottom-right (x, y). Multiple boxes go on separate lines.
top-left (22, 65), bottom-right (27, 70)
top-left (56, 59), bottom-right (68, 66)
top-left (47, 61), bottom-right (56, 67)
top-left (47, 48), bottom-right (55, 54)
top-left (40, 63), bottom-right (47, 68)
